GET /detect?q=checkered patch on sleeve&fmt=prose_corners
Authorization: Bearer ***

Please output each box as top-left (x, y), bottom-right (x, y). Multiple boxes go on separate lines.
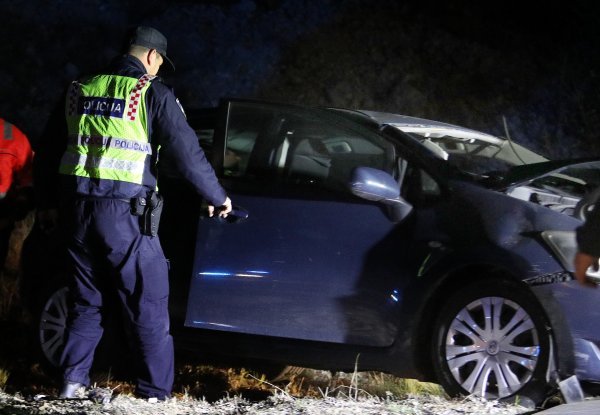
top-left (126, 74), bottom-right (156, 121)
top-left (67, 82), bottom-right (80, 116)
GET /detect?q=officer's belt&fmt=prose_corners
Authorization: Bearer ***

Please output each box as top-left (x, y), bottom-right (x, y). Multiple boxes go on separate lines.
top-left (72, 195), bottom-right (131, 203)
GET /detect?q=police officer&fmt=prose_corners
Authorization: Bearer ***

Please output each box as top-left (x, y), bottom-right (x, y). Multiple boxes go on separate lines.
top-left (34, 26), bottom-right (231, 400)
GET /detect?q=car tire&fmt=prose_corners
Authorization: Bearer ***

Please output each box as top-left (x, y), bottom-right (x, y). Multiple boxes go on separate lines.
top-left (37, 286), bottom-right (69, 369)
top-left (36, 286), bottom-right (129, 375)
top-left (431, 279), bottom-right (551, 404)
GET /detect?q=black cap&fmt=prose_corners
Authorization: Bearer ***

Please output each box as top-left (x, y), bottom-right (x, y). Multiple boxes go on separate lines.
top-left (129, 26), bottom-right (175, 71)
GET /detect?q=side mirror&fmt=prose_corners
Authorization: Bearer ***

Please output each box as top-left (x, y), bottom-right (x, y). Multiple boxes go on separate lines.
top-left (349, 167), bottom-right (413, 222)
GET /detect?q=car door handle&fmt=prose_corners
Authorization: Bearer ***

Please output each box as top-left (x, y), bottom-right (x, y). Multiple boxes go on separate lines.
top-left (228, 207), bottom-right (249, 219)
top-left (199, 206), bottom-right (249, 222)
top-left (216, 206), bottom-right (249, 224)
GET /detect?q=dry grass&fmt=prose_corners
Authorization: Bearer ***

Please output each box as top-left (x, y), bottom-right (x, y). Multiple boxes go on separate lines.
top-left (0, 210), bottom-right (35, 320)
top-left (0, 213), bottom-right (35, 397)
top-left (170, 363), bottom-right (445, 403)
top-left (0, 367), bottom-right (9, 390)
top-left (0, 271), bottom-right (20, 319)
top-left (359, 373), bottom-right (445, 398)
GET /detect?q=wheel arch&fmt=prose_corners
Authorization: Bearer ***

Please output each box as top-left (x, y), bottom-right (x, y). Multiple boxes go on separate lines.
top-left (410, 263), bottom-right (573, 384)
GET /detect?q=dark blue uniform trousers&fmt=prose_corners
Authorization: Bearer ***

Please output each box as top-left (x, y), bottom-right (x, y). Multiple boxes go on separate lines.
top-left (59, 198), bottom-right (173, 399)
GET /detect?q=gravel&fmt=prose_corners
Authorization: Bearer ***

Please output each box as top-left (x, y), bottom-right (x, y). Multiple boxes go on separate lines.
top-left (0, 388), bottom-right (532, 415)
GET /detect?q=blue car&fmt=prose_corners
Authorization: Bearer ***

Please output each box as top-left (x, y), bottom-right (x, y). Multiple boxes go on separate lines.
top-left (36, 99), bottom-right (600, 404)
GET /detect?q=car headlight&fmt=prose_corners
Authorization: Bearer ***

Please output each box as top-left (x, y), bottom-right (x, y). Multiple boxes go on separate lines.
top-left (541, 230), bottom-right (600, 282)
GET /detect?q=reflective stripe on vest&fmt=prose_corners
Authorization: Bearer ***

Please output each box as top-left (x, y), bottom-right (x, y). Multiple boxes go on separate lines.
top-left (60, 74), bottom-right (156, 185)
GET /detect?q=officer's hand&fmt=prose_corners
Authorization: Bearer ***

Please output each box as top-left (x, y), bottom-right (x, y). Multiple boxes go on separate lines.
top-left (208, 197), bottom-right (232, 218)
top-left (37, 208), bottom-right (59, 234)
top-left (574, 252), bottom-right (599, 288)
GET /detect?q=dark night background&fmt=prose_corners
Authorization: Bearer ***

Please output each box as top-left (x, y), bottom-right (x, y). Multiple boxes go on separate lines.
top-left (1, 0), bottom-right (599, 159)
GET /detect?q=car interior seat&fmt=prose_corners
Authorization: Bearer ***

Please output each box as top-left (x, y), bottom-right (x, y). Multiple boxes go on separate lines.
top-left (286, 138), bottom-right (331, 182)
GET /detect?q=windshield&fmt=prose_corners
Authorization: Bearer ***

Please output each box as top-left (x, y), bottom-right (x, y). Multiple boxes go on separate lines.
top-left (400, 130), bottom-right (548, 177)
top-left (341, 110), bottom-right (550, 177)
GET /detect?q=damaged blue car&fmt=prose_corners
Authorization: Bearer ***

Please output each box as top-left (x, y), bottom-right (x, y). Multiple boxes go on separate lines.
top-left (35, 99), bottom-right (600, 405)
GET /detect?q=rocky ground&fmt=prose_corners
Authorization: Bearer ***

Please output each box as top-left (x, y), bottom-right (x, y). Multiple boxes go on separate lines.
top-left (0, 317), bottom-right (537, 414)
top-left (0, 388), bottom-right (532, 415)
top-left (0, 319), bottom-right (538, 415)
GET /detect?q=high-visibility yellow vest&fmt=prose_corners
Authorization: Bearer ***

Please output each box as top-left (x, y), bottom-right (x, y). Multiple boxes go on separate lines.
top-left (60, 74), bottom-right (156, 186)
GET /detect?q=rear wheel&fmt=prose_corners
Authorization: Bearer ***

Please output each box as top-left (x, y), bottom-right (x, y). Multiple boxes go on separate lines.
top-left (36, 286), bottom-right (127, 373)
top-left (431, 280), bottom-right (551, 404)
top-left (38, 286), bottom-right (69, 368)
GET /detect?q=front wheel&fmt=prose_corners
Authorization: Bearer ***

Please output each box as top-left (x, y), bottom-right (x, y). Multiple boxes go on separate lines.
top-left (431, 280), bottom-right (552, 403)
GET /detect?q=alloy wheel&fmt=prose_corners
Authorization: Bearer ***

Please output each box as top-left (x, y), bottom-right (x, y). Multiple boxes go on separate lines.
top-left (443, 296), bottom-right (541, 399)
top-left (39, 287), bottom-right (69, 367)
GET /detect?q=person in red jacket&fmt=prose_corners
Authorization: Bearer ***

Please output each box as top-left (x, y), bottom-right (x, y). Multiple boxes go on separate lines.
top-left (0, 119), bottom-right (33, 200)
top-left (0, 118), bottom-right (34, 262)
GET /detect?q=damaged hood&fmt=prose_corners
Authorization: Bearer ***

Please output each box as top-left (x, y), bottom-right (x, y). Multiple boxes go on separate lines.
top-left (340, 109), bottom-right (600, 217)
top-left (356, 110), bottom-right (600, 219)
top-left (487, 159), bottom-right (600, 191)
top-left (498, 159), bottom-right (600, 219)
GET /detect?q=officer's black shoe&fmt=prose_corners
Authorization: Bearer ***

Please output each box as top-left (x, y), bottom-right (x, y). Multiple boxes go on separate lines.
top-left (59, 381), bottom-right (86, 399)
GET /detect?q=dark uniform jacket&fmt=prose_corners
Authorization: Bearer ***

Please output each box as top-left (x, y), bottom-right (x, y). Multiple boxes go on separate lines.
top-left (577, 205), bottom-right (600, 257)
top-left (34, 55), bottom-right (226, 208)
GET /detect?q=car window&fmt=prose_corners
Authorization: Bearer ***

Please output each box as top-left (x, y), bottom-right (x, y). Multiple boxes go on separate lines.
top-left (186, 108), bottom-right (218, 157)
top-left (403, 166), bottom-right (439, 197)
top-left (224, 102), bottom-right (395, 193)
top-left (158, 109), bottom-right (217, 179)
top-left (398, 161), bottom-right (441, 203)
top-left (197, 127), bottom-right (214, 156)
